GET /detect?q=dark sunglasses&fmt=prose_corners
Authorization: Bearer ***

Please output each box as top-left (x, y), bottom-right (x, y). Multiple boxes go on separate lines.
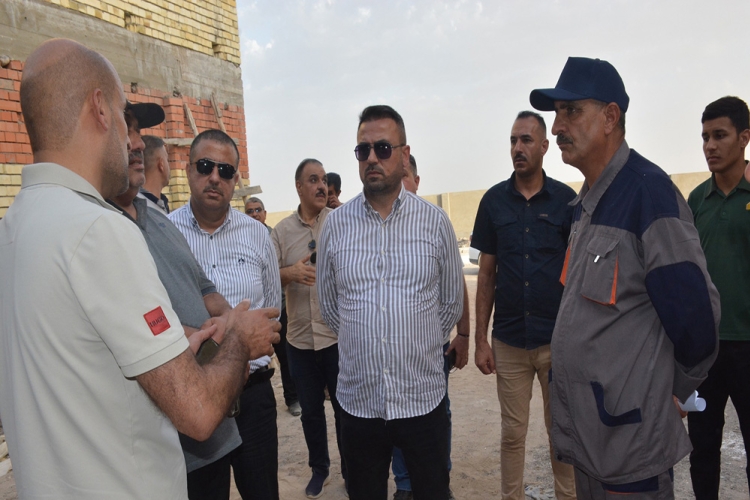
top-left (354, 141), bottom-right (405, 162)
top-left (193, 158), bottom-right (237, 180)
top-left (246, 207), bottom-right (264, 214)
top-left (309, 239), bottom-right (317, 265)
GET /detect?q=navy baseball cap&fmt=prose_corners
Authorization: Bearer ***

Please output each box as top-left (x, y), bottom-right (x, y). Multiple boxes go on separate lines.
top-left (125, 101), bottom-right (165, 129)
top-left (530, 57), bottom-right (629, 113)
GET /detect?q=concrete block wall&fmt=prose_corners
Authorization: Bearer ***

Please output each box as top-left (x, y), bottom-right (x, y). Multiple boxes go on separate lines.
top-left (265, 172), bottom-right (712, 239)
top-left (0, 58), bottom-right (248, 217)
top-left (43, 0), bottom-right (241, 64)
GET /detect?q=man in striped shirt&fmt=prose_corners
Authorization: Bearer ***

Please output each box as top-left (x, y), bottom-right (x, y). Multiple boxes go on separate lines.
top-left (170, 129), bottom-right (282, 500)
top-left (318, 105), bottom-right (464, 500)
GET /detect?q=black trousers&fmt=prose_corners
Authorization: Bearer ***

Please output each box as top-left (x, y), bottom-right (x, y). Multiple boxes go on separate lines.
top-left (341, 398), bottom-right (450, 500)
top-left (187, 453), bottom-right (231, 500)
top-left (273, 308), bottom-right (298, 406)
top-left (688, 340), bottom-right (750, 500)
top-left (230, 378), bottom-right (279, 500)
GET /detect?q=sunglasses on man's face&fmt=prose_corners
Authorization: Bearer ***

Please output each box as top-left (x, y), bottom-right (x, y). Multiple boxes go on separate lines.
top-left (193, 158), bottom-right (237, 180)
top-left (246, 207), bottom-right (264, 214)
top-left (354, 141), bottom-right (405, 162)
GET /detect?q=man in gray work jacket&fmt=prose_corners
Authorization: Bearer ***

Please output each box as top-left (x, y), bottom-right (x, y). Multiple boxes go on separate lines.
top-left (529, 57), bottom-right (720, 499)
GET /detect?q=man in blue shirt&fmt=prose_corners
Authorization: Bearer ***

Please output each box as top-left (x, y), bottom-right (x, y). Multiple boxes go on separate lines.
top-left (472, 111), bottom-right (577, 500)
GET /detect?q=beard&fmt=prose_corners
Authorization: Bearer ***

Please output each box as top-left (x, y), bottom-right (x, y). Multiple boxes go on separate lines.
top-left (101, 125), bottom-right (129, 199)
top-left (362, 165), bottom-right (402, 198)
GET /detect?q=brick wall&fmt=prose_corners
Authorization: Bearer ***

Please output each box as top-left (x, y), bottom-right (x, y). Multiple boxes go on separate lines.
top-left (0, 58), bottom-right (249, 217)
top-left (43, 0), bottom-right (240, 64)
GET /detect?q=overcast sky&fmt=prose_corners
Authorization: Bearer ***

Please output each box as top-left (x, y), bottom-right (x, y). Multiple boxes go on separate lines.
top-left (236, 0), bottom-right (750, 213)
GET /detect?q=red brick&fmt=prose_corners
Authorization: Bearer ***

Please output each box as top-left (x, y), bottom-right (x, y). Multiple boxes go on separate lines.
top-left (13, 81), bottom-right (20, 92)
top-left (8, 91), bottom-right (19, 102)
top-left (0, 100), bottom-right (20, 112)
top-left (0, 142), bottom-right (14, 153)
top-left (20, 144), bottom-right (31, 153)
top-left (9, 60), bottom-right (23, 71)
top-left (17, 153), bottom-right (32, 164)
top-left (7, 70), bottom-right (20, 81)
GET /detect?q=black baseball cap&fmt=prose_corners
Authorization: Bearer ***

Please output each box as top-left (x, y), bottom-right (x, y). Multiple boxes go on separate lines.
top-left (530, 57), bottom-right (629, 113)
top-left (125, 101), bottom-right (165, 129)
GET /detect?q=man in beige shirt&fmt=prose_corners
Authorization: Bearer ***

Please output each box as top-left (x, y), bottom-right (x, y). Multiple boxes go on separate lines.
top-left (271, 158), bottom-right (346, 498)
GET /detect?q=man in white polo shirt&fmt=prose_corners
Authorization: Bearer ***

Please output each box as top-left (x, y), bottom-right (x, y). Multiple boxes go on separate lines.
top-left (0, 39), bottom-right (280, 500)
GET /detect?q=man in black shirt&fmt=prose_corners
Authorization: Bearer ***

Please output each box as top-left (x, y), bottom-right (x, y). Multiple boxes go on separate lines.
top-left (472, 111), bottom-right (576, 500)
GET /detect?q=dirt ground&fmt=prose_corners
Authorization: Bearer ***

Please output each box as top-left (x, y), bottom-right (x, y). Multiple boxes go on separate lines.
top-left (0, 267), bottom-right (747, 499)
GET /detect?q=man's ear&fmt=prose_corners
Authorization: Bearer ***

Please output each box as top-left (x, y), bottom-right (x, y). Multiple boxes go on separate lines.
top-left (91, 88), bottom-right (109, 131)
top-left (738, 128), bottom-right (750, 149)
top-left (603, 103), bottom-right (621, 135)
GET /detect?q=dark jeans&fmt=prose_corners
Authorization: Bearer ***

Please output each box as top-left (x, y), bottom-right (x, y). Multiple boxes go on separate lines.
top-left (286, 342), bottom-right (346, 479)
top-left (273, 308), bottom-right (298, 406)
top-left (229, 378), bottom-right (278, 500)
top-left (187, 453), bottom-right (231, 500)
top-left (342, 398), bottom-right (450, 500)
top-left (392, 342), bottom-right (453, 491)
top-left (688, 340), bottom-right (750, 500)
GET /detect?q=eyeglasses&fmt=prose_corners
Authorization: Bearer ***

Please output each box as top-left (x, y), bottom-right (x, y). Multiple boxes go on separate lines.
top-left (354, 141), bottom-right (405, 162)
top-left (309, 239), bottom-right (317, 265)
top-left (193, 158), bottom-right (237, 180)
top-left (245, 207), bottom-right (264, 214)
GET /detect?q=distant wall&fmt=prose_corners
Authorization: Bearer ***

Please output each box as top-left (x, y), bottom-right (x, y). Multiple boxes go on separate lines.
top-left (265, 172), bottom-right (712, 240)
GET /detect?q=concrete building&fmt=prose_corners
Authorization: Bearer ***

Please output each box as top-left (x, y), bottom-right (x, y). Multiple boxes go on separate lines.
top-left (0, 0), bottom-right (249, 217)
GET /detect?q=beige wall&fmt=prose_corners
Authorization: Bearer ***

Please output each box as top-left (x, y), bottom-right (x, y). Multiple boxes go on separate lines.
top-left (265, 172), bottom-right (712, 240)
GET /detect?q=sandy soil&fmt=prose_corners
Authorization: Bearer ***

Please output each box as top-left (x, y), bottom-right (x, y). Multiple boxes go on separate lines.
top-left (0, 269), bottom-right (747, 499)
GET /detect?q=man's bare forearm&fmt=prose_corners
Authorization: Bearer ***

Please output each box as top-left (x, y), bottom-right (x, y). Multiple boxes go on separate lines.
top-left (204, 292), bottom-right (231, 317)
top-left (137, 305), bottom-right (279, 441)
top-left (475, 254), bottom-right (496, 345)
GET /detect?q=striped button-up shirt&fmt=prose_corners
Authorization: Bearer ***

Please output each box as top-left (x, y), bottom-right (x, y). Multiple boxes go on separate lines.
top-left (318, 186), bottom-right (464, 420)
top-left (169, 203), bottom-right (282, 371)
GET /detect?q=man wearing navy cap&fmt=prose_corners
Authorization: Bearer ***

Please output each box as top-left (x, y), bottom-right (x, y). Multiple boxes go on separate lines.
top-left (530, 57), bottom-right (720, 498)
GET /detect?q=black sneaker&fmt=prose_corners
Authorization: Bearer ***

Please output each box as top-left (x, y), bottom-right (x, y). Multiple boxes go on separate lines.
top-left (305, 471), bottom-right (330, 499)
top-left (393, 490), bottom-right (413, 500)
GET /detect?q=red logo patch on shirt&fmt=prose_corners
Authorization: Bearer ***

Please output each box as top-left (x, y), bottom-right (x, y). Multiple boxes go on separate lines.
top-left (144, 307), bottom-right (170, 336)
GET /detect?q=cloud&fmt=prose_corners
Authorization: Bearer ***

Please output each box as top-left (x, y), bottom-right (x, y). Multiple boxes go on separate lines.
top-left (356, 7), bottom-right (371, 23)
top-left (244, 38), bottom-right (274, 56)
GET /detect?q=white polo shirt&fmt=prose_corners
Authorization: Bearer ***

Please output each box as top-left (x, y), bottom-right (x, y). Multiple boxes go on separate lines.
top-left (0, 163), bottom-right (190, 499)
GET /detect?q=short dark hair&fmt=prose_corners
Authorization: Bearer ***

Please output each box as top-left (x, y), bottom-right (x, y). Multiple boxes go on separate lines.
top-left (295, 158), bottom-right (323, 182)
top-left (325, 172), bottom-right (341, 193)
top-left (189, 129), bottom-right (240, 166)
top-left (408, 154), bottom-right (418, 176)
top-left (516, 111), bottom-right (546, 135)
top-left (142, 135), bottom-right (165, 171)
top-left (358, 105), bottom-right (407, 144)
top-left (702, 96), bottom-right (750, 132)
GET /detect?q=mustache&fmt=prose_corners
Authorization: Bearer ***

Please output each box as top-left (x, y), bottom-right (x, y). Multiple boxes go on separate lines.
top-left (315, 188), bottom-right (326, 197)
top-left (556, 135), bottom-right (573, 146)
top-left (129, 150), bottom-right (144, 163)
top-left (365, 165), bottom-right (384, 176)
top-left (513, 153), bottom-right (527, 162)
top-left (203, 186), bottom-right (223, 196)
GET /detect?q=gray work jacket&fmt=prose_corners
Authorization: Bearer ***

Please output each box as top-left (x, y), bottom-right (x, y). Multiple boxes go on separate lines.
top-left (550, 141), bottom-right (720, 484)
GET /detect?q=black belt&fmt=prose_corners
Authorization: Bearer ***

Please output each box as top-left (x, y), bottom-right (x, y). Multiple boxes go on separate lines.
top-left (244, 366), bottom-right (274, 390)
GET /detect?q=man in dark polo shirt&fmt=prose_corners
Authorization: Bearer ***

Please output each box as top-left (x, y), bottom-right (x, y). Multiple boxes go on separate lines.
top-left (472, 111), bottom-right (576, 500)
top-left (687, 96), bottom-right (750, 499)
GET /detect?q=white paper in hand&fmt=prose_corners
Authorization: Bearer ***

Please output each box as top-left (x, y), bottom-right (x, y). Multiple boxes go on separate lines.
top-left (679, 391), bottom-right (706, 412)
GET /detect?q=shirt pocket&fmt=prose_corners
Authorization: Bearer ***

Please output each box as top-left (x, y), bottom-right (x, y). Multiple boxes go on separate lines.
top-left (492, 213), bottom-right (518, 254)
top-left (580, 236), bottom-right (619, 305)
top-left (536, 212), bottom-right (568, 253)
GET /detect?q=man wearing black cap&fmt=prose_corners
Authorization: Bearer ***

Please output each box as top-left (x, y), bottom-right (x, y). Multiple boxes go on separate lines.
top-left (529, 57), bottom-right (720, 498)
top-left (110, 102), bottom-right (165, 218)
